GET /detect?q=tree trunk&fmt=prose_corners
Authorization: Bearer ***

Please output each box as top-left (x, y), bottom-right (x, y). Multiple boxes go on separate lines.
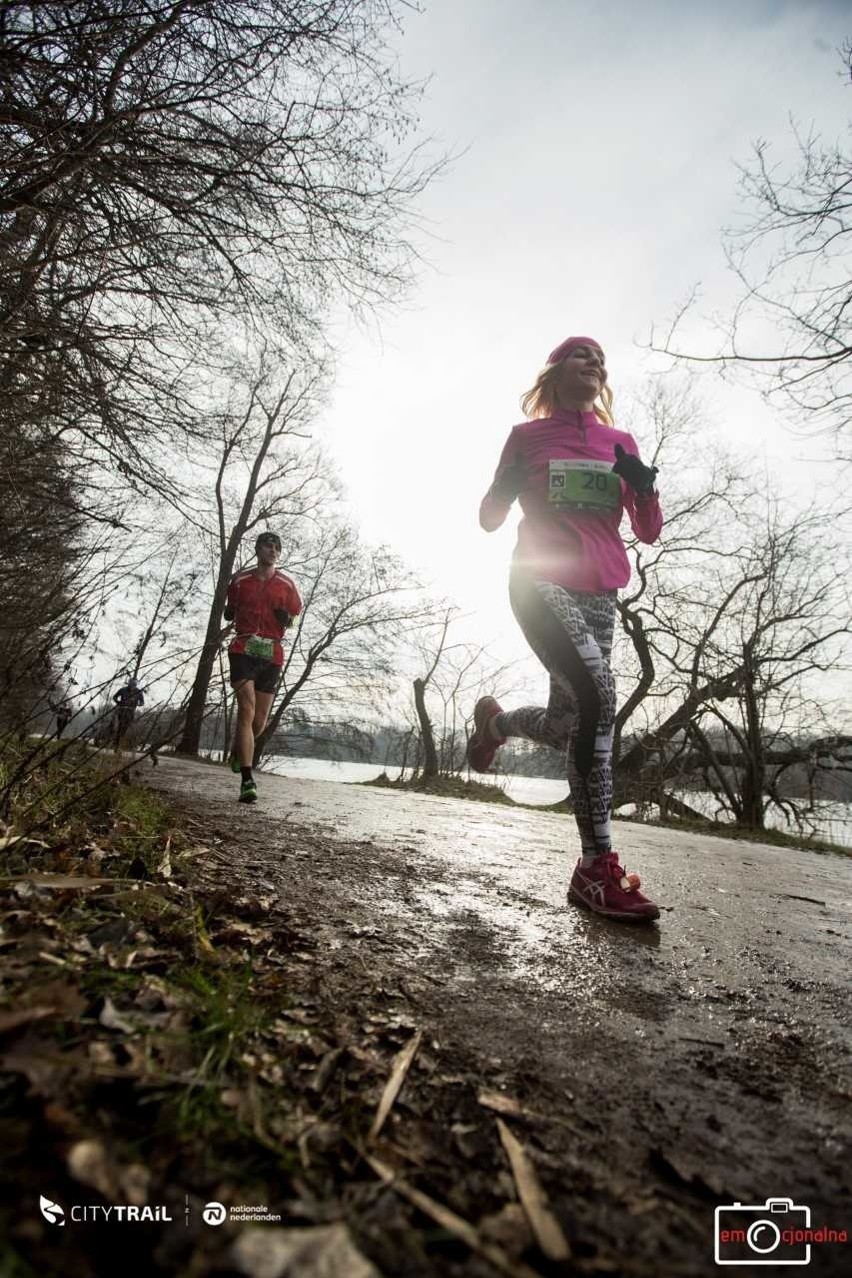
top-left (413, 677), bottom-right (438, 779)
top-left (613, 602), bottom-right (655, 762)
top-left (738, 656), bottom-right (765, 829)
top-left (615, 667), bottom-right (745, 790)
top-left (176, 580), bottom-right (231, 756)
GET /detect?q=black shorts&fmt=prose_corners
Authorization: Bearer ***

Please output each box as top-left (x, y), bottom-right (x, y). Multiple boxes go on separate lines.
top-left (228, 652), bottom-right (281, 694)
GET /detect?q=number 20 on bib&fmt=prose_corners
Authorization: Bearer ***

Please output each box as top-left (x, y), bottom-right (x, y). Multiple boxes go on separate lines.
top-left (548, 460), bottom-right (620, 512)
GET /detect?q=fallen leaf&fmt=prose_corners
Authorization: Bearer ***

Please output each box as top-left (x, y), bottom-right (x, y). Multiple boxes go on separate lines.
top-left (478, 1090), bottom-right (527, 1118)
top-left (478, 1203), bottom-right (534, 1258)
top-left (88, 1041), bottom-right (119, 1070)
top-left (0, 1040), bottom-right (73, 1096)
top-left (26, 981), bottom-right (87, 1020)
top-left (68, 1140), bottom-right (116, 1198)
top-left (176, 845), bottom-right (213, 862)
top-left (230, 1222), bottom-right (380, 1278)
top-left (133, 978), bottom-right (183, 1012)
top-left (157, 844), bottom-right (172, 878)
top-left (368, 1029), bottom-right (422, 1142)
top-left (99, 997), bottom-right (135, 1034)
top-left (478, 1089), bottom-right (586, 1138)
top-left (119, 1163), bottom-right (150, 1206)
top-left (214, 922), bottom-right (273, 946)
top-left (0, 836), bottom-right (50, 851)
top-left (0, 1006), bottom-right (56, 1036)
top-left (7, 874), bottom-right (112, 890)
top-left (365, 1153), bottom-right (540, 1278)
top-left (309, 1047), bottom-right (344, 1095)
top-left (496, 1118), bottom-right (571, 1261)
top-left (67, 1141), bottom-right (150, 1206)
top-left (280, 1007), bottom-right (319, 1026)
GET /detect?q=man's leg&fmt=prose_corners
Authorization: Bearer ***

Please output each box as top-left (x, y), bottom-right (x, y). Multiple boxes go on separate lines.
top-left (114, 710), bottom-right (129, 752)
top-left (233, 680), bottom-right (257, 766)
top-left (232, 679), bottom-right (260, 803)
top-left (252, 690), bottom-right (274, 744)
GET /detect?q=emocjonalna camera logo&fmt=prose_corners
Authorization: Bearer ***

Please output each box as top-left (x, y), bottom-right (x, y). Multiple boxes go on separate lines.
top-left (715, 1198), bottom-right (848, 1266)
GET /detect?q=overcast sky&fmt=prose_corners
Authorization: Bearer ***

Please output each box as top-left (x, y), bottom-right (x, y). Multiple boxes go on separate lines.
top-left (314, 0), bottom-right (851, 693)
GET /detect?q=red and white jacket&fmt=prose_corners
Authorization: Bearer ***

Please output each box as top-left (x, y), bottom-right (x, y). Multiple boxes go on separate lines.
top-left (226, 567), bottom-right (302, 666)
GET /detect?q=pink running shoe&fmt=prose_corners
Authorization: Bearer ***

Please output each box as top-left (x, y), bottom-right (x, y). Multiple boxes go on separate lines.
top-left (568, 853), bottom-right (660, 922)
top-left (467, 696), bottom-right (506, 772)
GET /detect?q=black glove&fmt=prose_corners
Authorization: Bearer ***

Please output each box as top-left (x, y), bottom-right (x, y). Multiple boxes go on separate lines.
top-left (491, 455), bottom-right (527, 503)
top-left (612, 443), bottom-right (658, 495)
top-left (273, 607), bottom-right (292, 628)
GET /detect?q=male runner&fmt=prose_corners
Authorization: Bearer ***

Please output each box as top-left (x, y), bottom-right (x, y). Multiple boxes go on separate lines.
top-left (49, 697), bottom-right (73, 737)
top-left (113, 677), bottom-right (144, 750)
top-left (55, 700), bottom-right (72, 737)
top-left (223, 532), bottom-right (302, 803)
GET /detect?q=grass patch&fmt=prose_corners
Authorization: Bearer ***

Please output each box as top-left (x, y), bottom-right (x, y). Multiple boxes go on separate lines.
top-left (622, 810), bottom-right (850, 856)
top-left (0, 738), bottom-right (179, 878)
top-left (363, 771), bottom-right (517, 805)
top-left (0, 738), bottom-right (318, 1273)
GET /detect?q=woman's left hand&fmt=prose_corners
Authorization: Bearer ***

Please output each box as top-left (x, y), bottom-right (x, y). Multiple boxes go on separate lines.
top-left (612, 443), bottom-right (658, 494)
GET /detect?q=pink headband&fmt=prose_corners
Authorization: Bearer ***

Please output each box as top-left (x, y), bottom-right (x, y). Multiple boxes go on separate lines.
top-left (546, 335), bottom-right (603, 365)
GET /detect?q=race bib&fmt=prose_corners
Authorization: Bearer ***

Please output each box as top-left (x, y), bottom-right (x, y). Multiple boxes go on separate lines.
top-left (548, 459), bottom-right (620, 512)
top-left (245, 635), bottom-right (274, 660)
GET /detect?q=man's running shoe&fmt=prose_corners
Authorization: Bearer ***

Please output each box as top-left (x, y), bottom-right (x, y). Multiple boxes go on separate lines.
top-left (229, 753), bottom-right (241, 774)
top-left (238, 778), bottom-right (258, 804)
top-left (467, 695), bottom-right (506, 773)
top-left (568, 853), bottom-right (660, 922)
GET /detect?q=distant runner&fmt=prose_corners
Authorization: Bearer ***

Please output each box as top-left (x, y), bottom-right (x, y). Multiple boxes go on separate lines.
top-left (52, 699), bottom-right (72, 737)
top-left (223, 532), bottom-right (302, 803)
top-left (471, 335), bottom-right (664, 922)
top-left (113, 677), bottom-right (144, 750)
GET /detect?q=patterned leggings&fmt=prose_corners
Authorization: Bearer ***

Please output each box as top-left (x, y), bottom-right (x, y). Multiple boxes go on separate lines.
top-left (495, 571), bottom-right (617, 856)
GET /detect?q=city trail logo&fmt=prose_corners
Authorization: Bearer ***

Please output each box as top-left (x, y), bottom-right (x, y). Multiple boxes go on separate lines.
top-left (38, 1193), bottom-right (173, 1225)
top-left (39, 1196), bottom-right (65, 1226)
top-left (39, 1191), bottom-right (284, 1230)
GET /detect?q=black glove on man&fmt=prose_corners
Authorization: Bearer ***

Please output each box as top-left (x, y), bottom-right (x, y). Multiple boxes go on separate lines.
top-left (612, 443), bottom-right (658, 495)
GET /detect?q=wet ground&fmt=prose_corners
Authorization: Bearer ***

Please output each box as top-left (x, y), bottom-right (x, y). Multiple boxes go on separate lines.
top-left (149, 756), bottom-right (852, 1276)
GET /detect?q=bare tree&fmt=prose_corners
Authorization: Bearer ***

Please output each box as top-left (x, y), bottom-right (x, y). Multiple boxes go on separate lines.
top-left (608, 379), bottom-right (751, 771)
top-left (406, 609), bottom-right (524, 782)
top-left (669, 499), bottom-right (851, 831)
top-left (609, 381), bottom-right (851, 832)
top-left (650, 42), bottom-right (852, 456)
top-left (412, 609), bottom-right (454, 780)
top-left (254, 523), bottom-right (433, 763)
top-left (1, 0), bottom-right (441, 510)
top-left (177, 349), bottom-right (326, 755)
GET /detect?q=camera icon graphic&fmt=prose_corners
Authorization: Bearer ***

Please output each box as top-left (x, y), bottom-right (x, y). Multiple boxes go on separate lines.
top-left (715, 1198), bottom-right (811, 1266)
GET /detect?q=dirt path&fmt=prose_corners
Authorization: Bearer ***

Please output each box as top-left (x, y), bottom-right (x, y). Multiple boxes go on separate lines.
top-left (149, 756), bottom-right (852, 1276)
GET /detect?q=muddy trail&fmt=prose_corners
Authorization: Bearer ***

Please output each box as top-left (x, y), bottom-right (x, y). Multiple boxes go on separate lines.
top-left (143, 756), bottom-right (851, 1276)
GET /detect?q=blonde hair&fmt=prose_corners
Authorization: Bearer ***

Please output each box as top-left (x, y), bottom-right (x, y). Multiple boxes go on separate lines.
top-left (521, 362), bottom-right (614, 425)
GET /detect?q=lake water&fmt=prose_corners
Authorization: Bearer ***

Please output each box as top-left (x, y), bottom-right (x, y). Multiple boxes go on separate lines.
top-left (258, 755), bottom-right (851, 848)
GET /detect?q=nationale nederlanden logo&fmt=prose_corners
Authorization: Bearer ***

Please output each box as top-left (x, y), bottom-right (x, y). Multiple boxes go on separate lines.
top-left (39, 1196), bottom-right (65, 1226)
